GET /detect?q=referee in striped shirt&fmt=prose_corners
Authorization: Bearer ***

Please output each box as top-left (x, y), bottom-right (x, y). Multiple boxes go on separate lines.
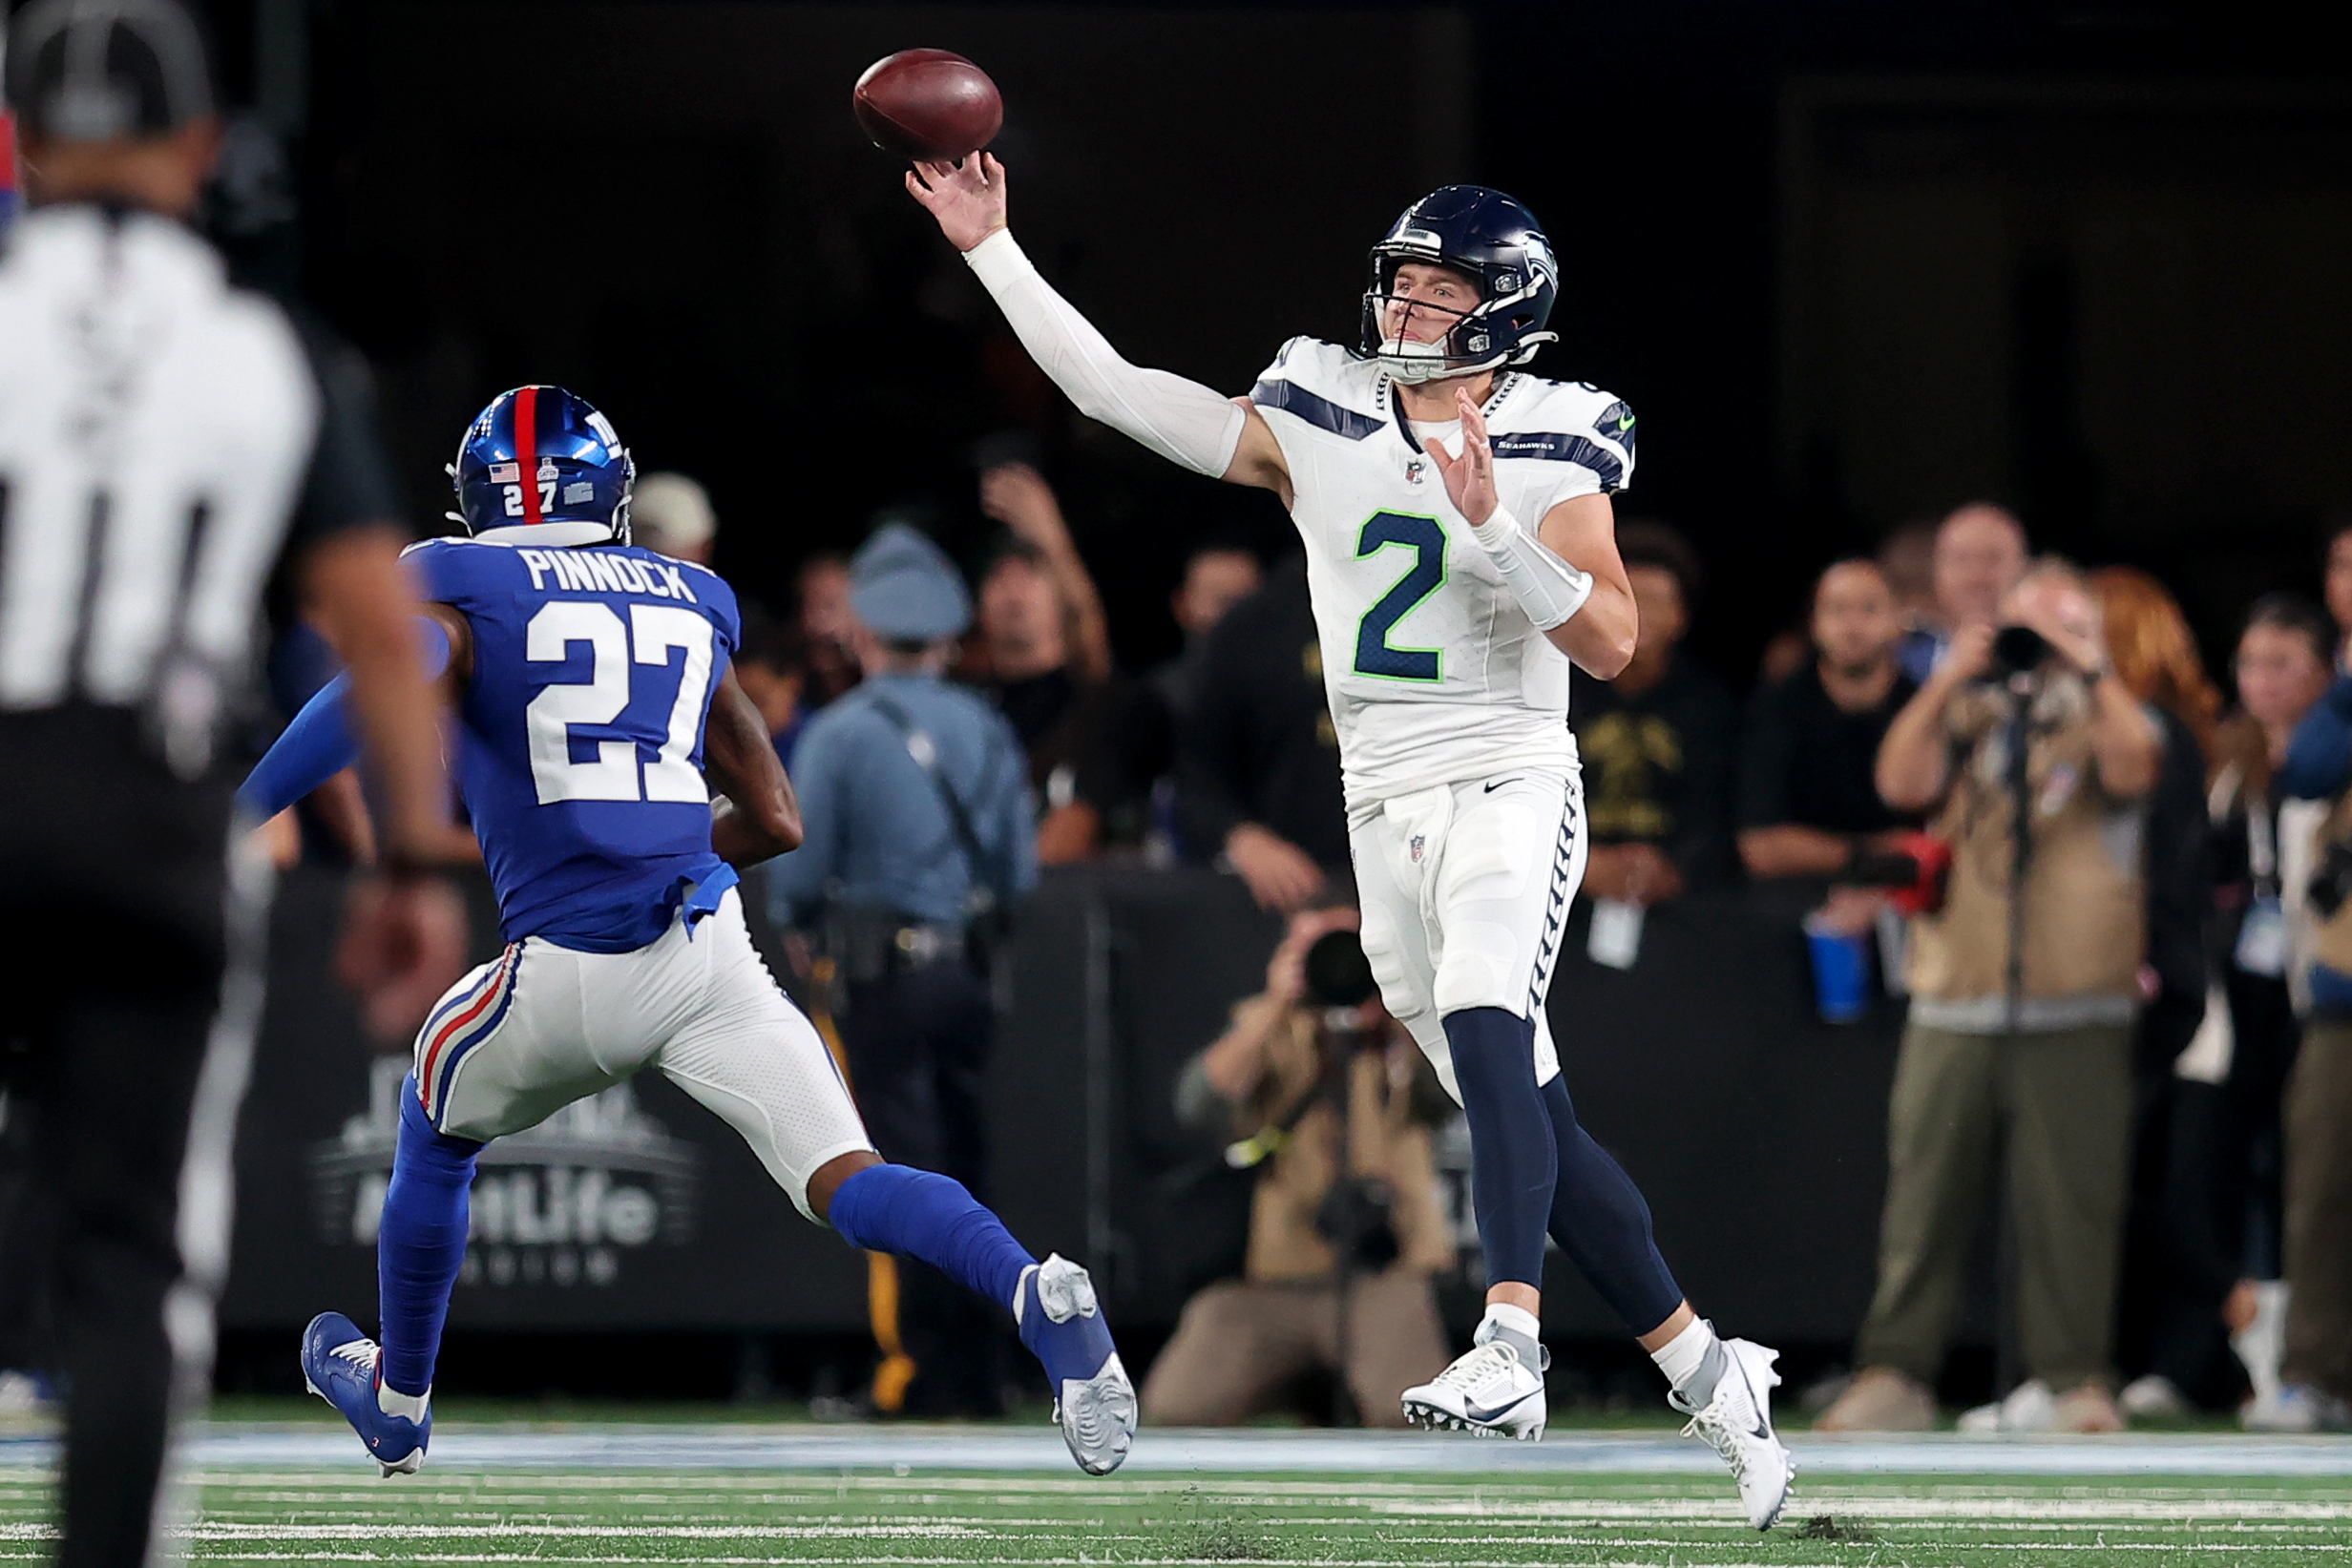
top-left (1, 5), bottom-right (463, 1562)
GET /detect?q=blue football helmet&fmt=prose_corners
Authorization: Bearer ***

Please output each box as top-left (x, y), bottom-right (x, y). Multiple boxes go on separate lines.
top-left (1358, 185), bottom-right (1560, 383)
top-left (448, 386), bottom-right (634, 547)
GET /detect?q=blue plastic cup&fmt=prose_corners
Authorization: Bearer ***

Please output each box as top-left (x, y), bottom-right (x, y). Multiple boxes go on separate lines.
top-left (1803, 913), bottom-right (1873, 1024)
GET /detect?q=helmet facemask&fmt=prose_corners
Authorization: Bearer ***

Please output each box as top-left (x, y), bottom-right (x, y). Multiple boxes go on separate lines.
top-left (1355, 188), bottom-right (1563, 383)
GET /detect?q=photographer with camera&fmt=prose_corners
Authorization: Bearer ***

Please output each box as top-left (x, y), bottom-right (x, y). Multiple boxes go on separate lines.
top-left (1820, 561), bottom-right (2162, 1433)
top-left (1141, 903), bottom-right (1460, 1427)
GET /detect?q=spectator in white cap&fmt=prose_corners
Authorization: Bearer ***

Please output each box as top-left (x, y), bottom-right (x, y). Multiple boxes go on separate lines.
top-left (632, 470), bottom-right (718, 565)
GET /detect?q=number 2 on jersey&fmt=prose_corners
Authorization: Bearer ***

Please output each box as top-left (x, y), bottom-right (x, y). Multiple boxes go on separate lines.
top-left (1353, 512), bottom-right (1447, 682)
top-left (524, 602), bottom-right (714, 805)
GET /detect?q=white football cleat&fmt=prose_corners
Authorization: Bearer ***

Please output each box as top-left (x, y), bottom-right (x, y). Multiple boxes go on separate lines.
top-left (1400, 1337), bottom-right (1547, 1439)
top-left (1015, 1255), bottom-right (1137, 1475)
top-left (1670, 1337), bottom-right (1794, 1531)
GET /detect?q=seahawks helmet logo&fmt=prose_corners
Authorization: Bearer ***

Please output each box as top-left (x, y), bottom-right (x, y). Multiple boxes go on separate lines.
top-left (1522, 233), bottom-right (1558, 289)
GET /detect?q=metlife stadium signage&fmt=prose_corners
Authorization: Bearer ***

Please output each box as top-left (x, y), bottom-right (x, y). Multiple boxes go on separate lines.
top-left (220, 868), bottom-right (867, 1331)
top-left (309, 1059), bottom-right (700, 1292)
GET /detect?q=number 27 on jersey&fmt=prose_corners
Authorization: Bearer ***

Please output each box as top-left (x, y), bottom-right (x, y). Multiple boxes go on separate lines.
top-left (524, 601), bottom-right (714, 805)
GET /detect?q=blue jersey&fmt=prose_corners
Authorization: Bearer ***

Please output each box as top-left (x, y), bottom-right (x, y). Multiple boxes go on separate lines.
top-left (405, 536), bottom-right (741, 951)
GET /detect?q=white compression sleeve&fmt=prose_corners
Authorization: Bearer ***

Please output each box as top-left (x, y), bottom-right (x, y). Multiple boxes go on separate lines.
top-left (1467, 504), bottom-right (1594, 631)
top-left (964, 230), bottom-right (1248, 478)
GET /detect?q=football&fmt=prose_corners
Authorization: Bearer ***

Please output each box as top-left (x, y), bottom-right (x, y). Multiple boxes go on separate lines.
top-left (852, 49), bottom-right (1003, 162)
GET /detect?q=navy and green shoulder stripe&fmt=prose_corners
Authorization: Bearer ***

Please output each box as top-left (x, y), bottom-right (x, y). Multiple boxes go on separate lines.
top-left (1248, 337), bottom-right (1383, 441)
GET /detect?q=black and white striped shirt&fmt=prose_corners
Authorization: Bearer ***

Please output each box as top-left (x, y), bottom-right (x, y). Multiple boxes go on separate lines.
top-left (0, 203), bottom-right (379, 777)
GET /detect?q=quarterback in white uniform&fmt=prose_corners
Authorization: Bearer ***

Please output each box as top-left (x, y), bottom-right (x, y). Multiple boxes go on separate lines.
top-left (909, 159), bottom-right (1790, 1527)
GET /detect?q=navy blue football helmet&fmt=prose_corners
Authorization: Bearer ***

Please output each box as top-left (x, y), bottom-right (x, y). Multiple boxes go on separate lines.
top-left (1358, 185), bottom-right (1560, 382)
top-left (448, 386), bottom-right (635, 547)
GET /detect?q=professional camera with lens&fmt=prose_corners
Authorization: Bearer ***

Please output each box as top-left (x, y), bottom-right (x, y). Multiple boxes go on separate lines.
top-left (1297, 926), bottom-right (1404, 1270)
top-left (1302, 926), bottom-right (1380, 1014)
top-left (1978, 623), bottom-right (2056, 683)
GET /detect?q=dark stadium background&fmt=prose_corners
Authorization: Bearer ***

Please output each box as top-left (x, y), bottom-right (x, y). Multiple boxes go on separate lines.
top-left (179, 0), bottom-right (2352, 685)
top-left (19, 0), bottom-right (2346, 1404)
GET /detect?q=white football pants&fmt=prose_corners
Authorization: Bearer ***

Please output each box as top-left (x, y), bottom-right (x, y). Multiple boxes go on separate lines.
top-left (1351, 769), bottom-right (1586, 1102)
top-left (410, 889), bottom-right (874, 1219)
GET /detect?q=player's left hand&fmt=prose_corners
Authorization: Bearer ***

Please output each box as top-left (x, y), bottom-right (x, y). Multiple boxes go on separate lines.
top-left (1425, 387), bottom-right (1499, 525)
top-left (335, 872), bottom-right (470, 1045)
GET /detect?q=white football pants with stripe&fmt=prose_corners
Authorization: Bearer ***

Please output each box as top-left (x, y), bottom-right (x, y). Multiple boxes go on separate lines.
top-left (410, 889), bottom-right (873, 1219)
top-left (1350, 769), bottom-right (1587, 1102)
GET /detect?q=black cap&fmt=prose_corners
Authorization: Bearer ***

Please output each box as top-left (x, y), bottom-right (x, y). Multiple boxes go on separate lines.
top-left (5, 0), bottom-right (216, 142)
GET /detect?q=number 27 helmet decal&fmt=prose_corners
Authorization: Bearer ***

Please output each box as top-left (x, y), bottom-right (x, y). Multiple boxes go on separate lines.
top-left (449, 386), bottom-right (635, 547)
top-left (1358, 185), bottom-right (1560, 384)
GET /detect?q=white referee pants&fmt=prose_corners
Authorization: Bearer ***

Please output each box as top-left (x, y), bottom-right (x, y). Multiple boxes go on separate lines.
top-left (410, 889), bottom-right (874, 1219)
top-left (1350, 769), bottom-right (1586, 1102)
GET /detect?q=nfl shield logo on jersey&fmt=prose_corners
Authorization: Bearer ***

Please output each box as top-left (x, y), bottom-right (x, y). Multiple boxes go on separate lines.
top-left (1410, 833), bottom-right (1426, 863)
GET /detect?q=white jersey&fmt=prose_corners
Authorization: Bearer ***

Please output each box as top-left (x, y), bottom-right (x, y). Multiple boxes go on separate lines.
top-left (1249, 337), bottom-right (1635, 813)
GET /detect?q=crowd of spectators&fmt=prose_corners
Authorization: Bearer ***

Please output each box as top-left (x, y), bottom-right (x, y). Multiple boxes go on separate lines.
top-left (221, 440), bottom-right (2352, 1437)
top-left (701, 466), bottom-right (2352, 1433)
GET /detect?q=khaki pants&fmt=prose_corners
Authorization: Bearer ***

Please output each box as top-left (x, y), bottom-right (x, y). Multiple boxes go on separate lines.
top-left (1856, 1020), bottom-right (2133, 1390)
top-left (2284, 1020), bottom-right (2352, 1400)
top-left (1141, 1267), bottom-right (1447, 1428)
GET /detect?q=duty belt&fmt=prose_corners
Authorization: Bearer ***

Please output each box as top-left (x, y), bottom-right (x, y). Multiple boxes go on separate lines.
top-left (888, 921), bottom-right (966, 967)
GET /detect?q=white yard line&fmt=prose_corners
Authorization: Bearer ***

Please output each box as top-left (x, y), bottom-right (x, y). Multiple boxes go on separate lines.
top-left (13, 1425), bottom-right (2352, 1477)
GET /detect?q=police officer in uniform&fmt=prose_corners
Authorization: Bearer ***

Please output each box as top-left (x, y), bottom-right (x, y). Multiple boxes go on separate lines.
top-left (769, 525), bottom-right (1036, 1414)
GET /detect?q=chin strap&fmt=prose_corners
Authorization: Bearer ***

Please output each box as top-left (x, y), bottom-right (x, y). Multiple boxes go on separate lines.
top-left (1466, 503), bottom-right (1593, 631)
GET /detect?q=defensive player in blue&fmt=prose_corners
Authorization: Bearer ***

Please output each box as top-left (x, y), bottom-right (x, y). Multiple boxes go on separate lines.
top-left (240, 387), bottom-right (1136, 1476)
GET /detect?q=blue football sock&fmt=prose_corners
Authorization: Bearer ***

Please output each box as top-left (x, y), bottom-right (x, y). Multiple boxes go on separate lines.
top-left (826, 1163), bottom-right (1036, 1313)
top-left (1540, 1073), bottom-right (1685, 1335)
top-left (376, 1077), bottom-right (482, 1397)
top-left (1444, 1007), bottom-right (1558, 1289)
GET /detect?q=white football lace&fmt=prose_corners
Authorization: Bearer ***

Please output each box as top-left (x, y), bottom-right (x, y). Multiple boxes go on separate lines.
top-left (1681, 1391), bottom-right (1755, 1483)
top-left (1434, 1341), bottom-right (1521, 1390)
top-left (328, 1340), bottom-right (378, 1372)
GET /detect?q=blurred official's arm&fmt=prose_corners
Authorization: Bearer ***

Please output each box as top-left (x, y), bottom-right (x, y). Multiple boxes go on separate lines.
top-left (302, 528), bottom-right (461, 863)
top-left (301, 531), bottom-right (470, 1041)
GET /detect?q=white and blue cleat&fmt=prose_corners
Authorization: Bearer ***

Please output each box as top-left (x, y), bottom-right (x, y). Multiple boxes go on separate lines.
top-left (301, 1311), bottom-right (430, 1476)
top-left (1014, 1254), bottom-right (1135, 1475)
top-left (1400, 1336), bottom-right (1549, 1440)
top-left (1670, 1336), bottom-right (1796, 1532)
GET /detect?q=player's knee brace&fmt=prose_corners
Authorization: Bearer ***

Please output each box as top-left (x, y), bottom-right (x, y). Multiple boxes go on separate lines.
top-left (1539, 1075), bottom-right (1683, 1334)
top-left (1443, 1008), bottom-right (1557, 1288)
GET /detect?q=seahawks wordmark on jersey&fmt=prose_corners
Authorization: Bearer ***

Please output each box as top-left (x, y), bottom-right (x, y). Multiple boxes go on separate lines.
top-left (1249, 338), bottom-right (1635, 813)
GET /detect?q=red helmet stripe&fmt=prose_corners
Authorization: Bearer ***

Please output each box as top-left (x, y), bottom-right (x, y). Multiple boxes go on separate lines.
top-left (514, 386), bottom-right (542, 527)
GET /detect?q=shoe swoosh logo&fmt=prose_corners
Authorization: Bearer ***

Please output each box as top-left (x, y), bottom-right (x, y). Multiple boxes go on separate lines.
top-left (1467, 1387), bottom-right (1542, 1422)
top-left (1741, 1362), bottom-right (1772, 1440)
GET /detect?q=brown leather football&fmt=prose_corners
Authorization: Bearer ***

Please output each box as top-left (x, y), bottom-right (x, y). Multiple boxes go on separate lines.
top-left (852, 49), bottom-right (1003, 162)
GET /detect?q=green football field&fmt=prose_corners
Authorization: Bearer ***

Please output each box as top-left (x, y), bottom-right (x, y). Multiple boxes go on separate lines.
top-left (6, 1413), bottom-right (2352, 1566)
